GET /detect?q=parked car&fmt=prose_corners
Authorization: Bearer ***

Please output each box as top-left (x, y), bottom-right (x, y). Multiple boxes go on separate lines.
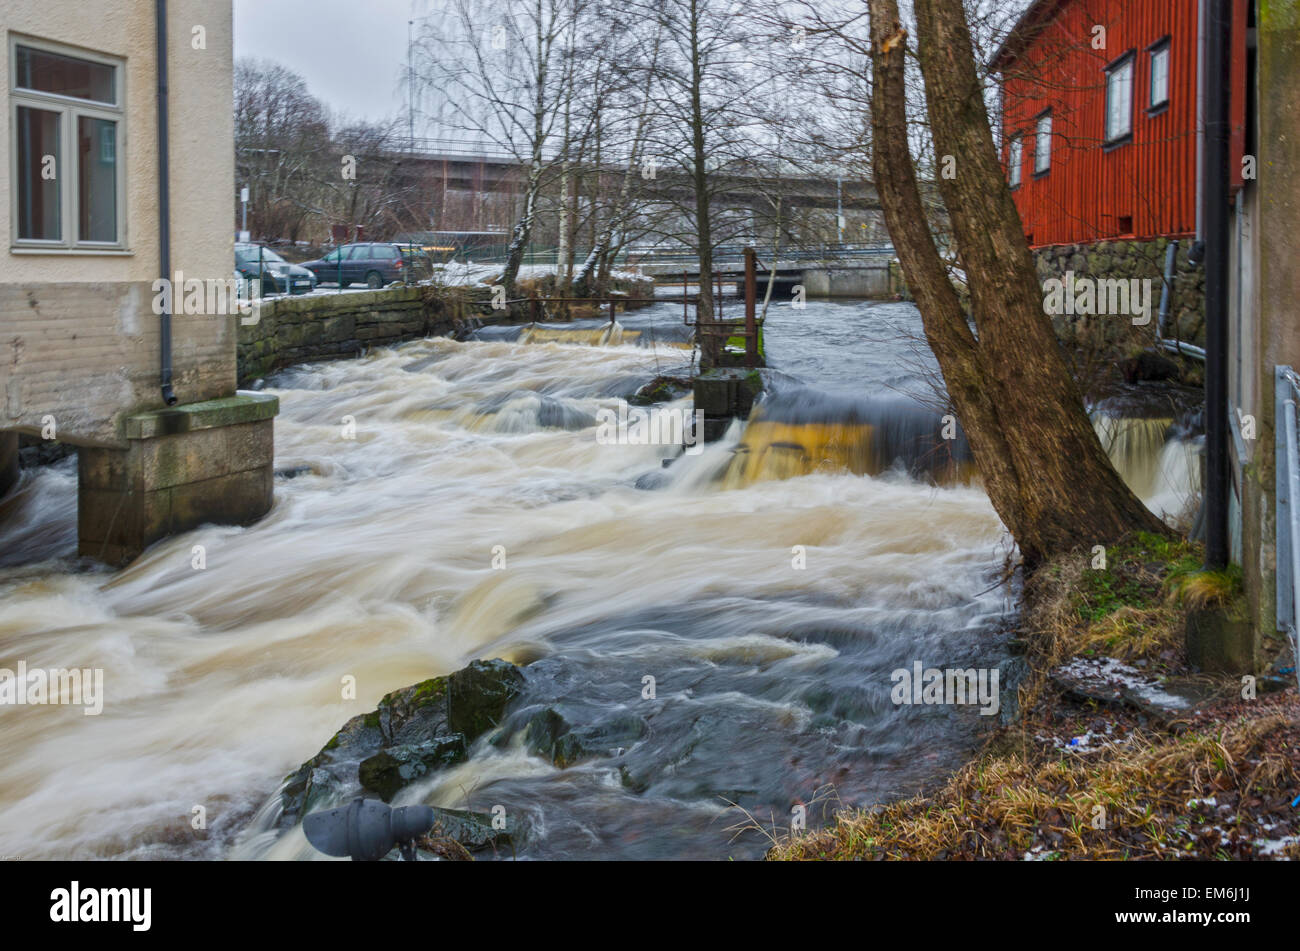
top-left (398, 245), bottom-right (434, 282)
top-left (235, 243), bottom-right (317, 296)
top-left (302, 243), bottom-right (410, 289)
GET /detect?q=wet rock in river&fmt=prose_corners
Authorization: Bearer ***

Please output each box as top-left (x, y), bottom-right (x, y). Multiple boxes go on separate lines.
top-left (423, 806), bottom-right (517, 853)
top-left (279, 658), bottom-right (525, 828)
top-left (510, 703), bottom-right (648, 769)
top-left (359, 735), bottom-right (467, 802)
top-left (448, 659), bottom-right (527, 741)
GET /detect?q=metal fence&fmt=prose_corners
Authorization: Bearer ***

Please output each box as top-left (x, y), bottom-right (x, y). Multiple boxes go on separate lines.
top-left (1276, 365), bottom-right (1300, 689)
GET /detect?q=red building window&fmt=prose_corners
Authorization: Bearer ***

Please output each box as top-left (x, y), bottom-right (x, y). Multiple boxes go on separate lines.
top-left (1148, 38), bottom-right (1171, 112)
top-left (1104, 51), bottom-right (1136, 147)
top-left (1034, 111), bottom-right (1052, 176)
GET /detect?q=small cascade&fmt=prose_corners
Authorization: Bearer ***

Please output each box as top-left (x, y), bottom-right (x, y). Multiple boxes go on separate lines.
top-left (1092, 413), bottom-right (1202, 523)
top-left (518, 322), bottom-right (638, 346)
top-left (723, 388), bottom-right (974, 487)
top-left (473, 319), bottom-right (694, 349)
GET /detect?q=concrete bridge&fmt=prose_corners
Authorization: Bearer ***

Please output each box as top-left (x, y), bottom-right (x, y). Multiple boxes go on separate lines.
top-left (376, 137), bottom-right (883, 214)
top-left (641, 246), bottom-right (901, 300)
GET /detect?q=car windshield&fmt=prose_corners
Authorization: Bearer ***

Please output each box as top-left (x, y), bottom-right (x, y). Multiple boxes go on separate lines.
top-left (236, 246), bottom-right (287, 265)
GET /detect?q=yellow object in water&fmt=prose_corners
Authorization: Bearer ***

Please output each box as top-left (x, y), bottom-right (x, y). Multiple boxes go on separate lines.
top-left (723, 419), bottom-right (876, 487)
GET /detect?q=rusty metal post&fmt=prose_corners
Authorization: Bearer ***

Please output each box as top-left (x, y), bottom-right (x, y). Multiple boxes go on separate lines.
top-left (609, 298), bottom-right (616, 325)
top-left (743, 247), bottom-right (757, 369)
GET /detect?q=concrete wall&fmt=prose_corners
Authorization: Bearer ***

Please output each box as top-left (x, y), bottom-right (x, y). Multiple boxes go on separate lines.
top-left (801, 265), bottom-right (894, 299)
top-left (1241, 1), bottom-right (1300, 666)
top-left (0, 0), bottom-right (237, 448)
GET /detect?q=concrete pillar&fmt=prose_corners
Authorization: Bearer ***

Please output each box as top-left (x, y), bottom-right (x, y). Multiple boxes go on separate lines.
top-left (77, 393), bottom-right (279, 566)
top-left (1241, 2), bottom-right (1300, 668)
top-left (0, 432), bottom-right (18, 499)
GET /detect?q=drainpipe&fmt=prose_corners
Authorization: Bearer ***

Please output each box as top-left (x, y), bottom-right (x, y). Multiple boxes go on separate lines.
top-left (155, 0), bottom-right (178, 406)
top-left (1202, 0), bottom-right (1231, 569)
top-left (1157, 239), bottom-right (1207, 361)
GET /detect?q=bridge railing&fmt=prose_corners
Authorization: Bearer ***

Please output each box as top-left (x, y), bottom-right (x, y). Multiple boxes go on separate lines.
top-left (628, 243), bottom-right (895, 266)
top-left (1276, 364), bottom-right (1300, 691)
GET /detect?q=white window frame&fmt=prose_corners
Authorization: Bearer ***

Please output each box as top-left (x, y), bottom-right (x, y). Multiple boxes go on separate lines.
top-left (1034, 111), bottom-right (1052, 175)
top-left (9, 35), bottom-right (127, 252)
top-left (1104, 51), bottom-right (1135, 145)
top-left (1008, 135), bottom-right (1023, 188)
top-left (1149, 39), bottom-right (1171, 110)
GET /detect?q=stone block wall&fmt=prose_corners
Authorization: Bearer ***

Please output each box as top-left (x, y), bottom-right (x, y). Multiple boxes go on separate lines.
top-left (237, 286), bottom-right (479, 385)
top-left (1033, 237), bottom-right (1206, 348)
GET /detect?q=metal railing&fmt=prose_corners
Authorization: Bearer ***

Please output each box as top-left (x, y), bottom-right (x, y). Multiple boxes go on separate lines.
top-left (629, 243), bottom-right (895, 266)
top-left (1276, 364), bottom-right (1300, 689)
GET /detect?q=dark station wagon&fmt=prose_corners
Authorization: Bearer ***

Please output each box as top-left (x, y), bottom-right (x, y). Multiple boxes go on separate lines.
top-left (302, 242), bottom-right (413, 289)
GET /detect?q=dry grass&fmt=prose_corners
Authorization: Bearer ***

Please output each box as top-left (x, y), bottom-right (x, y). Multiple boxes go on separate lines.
top-left (768, 712), bottom-right (1299, 861)
top-left (766, 535), bottom-right (1300, 862)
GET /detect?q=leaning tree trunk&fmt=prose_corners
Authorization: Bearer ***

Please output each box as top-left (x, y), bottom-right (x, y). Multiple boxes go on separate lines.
top-left (867, 0), bottom-right (1167, 566)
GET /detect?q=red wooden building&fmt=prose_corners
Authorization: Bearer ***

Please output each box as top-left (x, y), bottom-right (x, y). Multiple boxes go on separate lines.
top-left (992, 0), bottom-right (1249, 248)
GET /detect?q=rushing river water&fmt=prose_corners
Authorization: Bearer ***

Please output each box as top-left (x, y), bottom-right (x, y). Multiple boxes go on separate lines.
top-left (0, 299), bottom-right (1197, 860)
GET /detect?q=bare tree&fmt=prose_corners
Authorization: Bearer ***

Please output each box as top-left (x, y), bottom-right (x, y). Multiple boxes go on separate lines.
top-left (234, 59), bottom-right (329, 243)
top-left (416, 0), bottom-right (579, 296)
top-left (864, 0), bottom-right (1166, 565)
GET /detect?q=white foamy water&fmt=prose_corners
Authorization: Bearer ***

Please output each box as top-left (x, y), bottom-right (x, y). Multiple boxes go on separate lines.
top-left (0, 301), bottom-right (1126, 860)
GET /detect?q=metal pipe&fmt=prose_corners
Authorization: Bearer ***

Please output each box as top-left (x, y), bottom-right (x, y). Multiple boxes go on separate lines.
top-left (1202, 0), bottom-right (1232, 569)
top-left (743, 246), bottom-right (757, 369)
top-left (1157, 239), bottom-right (1178, 337)
top-left (1283, 379), bottom-right (1300, 687)
top-left (155, 0), bottom-right (177, 405)
top-left (1277, 368), bottom-right (1300, 691)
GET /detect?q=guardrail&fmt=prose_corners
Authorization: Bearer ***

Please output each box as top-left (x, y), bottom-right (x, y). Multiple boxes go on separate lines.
top-left (1276, 364), bottom-right (1300, 689)
top-left (630, 244), bottom-right (896, 266)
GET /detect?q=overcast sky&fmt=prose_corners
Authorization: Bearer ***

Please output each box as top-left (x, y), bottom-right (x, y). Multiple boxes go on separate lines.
top-left (234, 0), bottom-right (428, 124)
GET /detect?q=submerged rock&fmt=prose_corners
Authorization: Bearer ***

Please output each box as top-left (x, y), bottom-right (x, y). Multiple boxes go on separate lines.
top-left (507, 703), bottom-right (648, 769)
top-left (423, 806), bottom-right (517, 853)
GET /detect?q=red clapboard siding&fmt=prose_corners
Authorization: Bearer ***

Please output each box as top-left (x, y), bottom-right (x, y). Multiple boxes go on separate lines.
top-left (994, 0), bottom-right (1247, 248)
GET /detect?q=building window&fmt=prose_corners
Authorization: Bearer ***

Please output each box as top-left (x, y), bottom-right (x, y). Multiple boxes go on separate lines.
top-left (1008, 135), bottom-right (1023, 188)
top-left (10, 38), bottom-right (124, 249)
top-left (1034, 111), bottom-right (1052, 175)
top-left (1149, 39), bottom-right (1171, 111)
top-left (1104, 51), bottom-right (1135, 146)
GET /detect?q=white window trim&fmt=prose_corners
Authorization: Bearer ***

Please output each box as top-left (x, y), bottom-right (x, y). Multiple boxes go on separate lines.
top-left (1034, 112), bottom-right (1052, 175)
top-left (1008, 135), bottom-right (1023, 188)
top-left (1104, 52), bottom-right (1136, 144)
top-left (9, 34), bottom-right (127, 253)
top-left (1149, 41), bottom-right (1171, 110)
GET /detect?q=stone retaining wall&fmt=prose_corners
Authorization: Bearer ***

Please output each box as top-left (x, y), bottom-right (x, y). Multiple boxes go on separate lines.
top-left (237, 285), bottom-right (479, 385)
top-left (237, 277), bottom-right (659, 385)
top-left (1033, 237), bottom-right (1205, 347)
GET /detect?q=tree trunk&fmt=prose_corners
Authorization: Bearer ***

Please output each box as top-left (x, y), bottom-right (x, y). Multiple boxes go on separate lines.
top-left (867, 0), bottom-right (1168, 566)
top-left (689, 0), bottom-right (714, 328)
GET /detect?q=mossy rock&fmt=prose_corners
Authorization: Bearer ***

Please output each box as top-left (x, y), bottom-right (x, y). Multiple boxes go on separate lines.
top-left (278, 659), bottom-right (525, 828)
top-left (358, 734), bottom-right (467, 801)
top-left (447, 659), bottom-right (526, 742)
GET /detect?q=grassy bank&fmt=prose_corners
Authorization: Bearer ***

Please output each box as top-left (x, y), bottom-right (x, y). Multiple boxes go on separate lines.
top-left (767, 534), bottom-right (1300, 861)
